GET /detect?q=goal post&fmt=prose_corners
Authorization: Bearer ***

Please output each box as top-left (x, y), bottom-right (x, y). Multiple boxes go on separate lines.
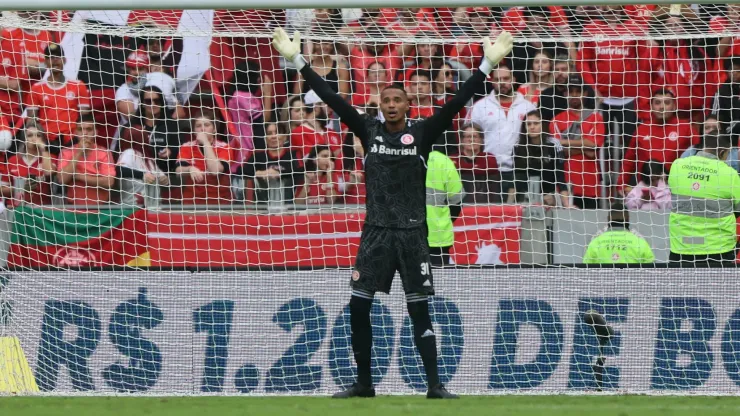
top-left (0, 4), bottom-right (739, 395)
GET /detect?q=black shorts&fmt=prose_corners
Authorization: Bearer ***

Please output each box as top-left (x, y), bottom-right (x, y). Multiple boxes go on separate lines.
top-left (351, 225), bottom-right (434, 296)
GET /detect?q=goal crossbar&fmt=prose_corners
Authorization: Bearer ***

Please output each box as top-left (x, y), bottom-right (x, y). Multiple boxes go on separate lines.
top-left (0, 0), bottom-right (734, 11)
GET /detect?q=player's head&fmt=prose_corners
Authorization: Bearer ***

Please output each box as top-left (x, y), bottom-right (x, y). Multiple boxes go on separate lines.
top-left (380, 84), bottom-right (409, 123)
top-left (608, 202), bottom-right (629, 227)
top-left (492, 65), bottom-right (514, 97)
top-left (702, 132), bottom-right (733, 160)
top-left (650, 88), bottom-right (676, 122)
top-left (45, 42), bottom-right (65, 75)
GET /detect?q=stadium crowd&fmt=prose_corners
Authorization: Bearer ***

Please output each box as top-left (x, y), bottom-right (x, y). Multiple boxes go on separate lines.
top-left (0, 6), bottom-right (739, 209)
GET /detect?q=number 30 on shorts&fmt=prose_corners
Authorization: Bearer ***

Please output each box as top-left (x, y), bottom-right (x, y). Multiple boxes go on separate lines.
top-left (420, 262), bottom-right (430, 276)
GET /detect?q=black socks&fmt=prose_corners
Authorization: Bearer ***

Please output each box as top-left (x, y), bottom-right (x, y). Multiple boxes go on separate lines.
top-left (349, 295), bottom-right (373, 387)
top-left (407, 299), bottom-right (440, 388)
top-left (349, 295), bottom-right (440, 389)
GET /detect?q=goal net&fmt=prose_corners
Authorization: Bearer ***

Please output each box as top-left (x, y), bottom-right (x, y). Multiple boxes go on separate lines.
top-left (0, 5), bottom-right (739, 395)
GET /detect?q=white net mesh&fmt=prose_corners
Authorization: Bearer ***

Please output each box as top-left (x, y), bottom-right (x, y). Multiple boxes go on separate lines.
top-left (0, 6), bottom-right (738, 395)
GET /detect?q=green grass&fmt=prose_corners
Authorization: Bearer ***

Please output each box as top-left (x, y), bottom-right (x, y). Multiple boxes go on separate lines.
top-left (2, 396), bottom-right (740, 416)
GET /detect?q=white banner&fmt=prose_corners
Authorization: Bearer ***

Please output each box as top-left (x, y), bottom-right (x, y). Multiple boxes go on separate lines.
top-left (2, 269), bottom-right (740, 394)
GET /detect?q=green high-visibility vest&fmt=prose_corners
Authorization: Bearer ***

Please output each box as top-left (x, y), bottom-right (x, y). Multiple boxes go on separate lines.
top-left (583, 227), bottom-right (655, 264)
top-left (426, 151), bottom-right (463, 248)
top-left (668, 153), bottom-right (740, 255)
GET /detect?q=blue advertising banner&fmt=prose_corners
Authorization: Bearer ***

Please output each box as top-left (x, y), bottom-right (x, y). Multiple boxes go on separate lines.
top-left (2, 269), bottom-right (740, 394)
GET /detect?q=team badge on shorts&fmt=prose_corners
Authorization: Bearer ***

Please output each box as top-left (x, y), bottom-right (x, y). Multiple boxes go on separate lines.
top-left (352, 270), bottom-right (360, 281)
top-left (400, 134), bottom-right (414, 145)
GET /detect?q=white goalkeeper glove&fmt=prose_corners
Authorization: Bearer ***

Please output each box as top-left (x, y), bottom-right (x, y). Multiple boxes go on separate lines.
top-left (480, 31), bottom-right (514, 75)
top-left (272, 28), bottom-right (306, 70)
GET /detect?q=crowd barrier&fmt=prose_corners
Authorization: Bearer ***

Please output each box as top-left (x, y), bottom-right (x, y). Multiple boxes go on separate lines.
top-left (2, 269), bottom-right (740, 394)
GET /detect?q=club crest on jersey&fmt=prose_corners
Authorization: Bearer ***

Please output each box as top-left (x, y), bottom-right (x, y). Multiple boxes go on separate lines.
top-left (352, 271), bottom-right (360, 281)
top-left (400, 134), bottom-right (414, 145)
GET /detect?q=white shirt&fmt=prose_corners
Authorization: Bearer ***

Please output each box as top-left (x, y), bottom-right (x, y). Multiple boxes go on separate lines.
top-left (115, 71), bottom-right (178, 113)
top-left (116, 148), bottom-right (163, 206)
top-left (467, 92), bottom-right (536, 172)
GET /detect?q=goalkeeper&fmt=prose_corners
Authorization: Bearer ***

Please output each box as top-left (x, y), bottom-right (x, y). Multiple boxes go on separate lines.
top-left (274, 28), bottom-right (513, 399)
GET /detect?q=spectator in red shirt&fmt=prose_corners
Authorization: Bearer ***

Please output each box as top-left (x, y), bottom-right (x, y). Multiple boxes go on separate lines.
top-left (407, 69), bottom-right (440, 120)
top-left (711, 4), bottom-right (740, 57)
top-left (448, 7), bottom-right (492, 69)
top-left (577, 5), bottom-right (652, 146)
top-left (398, 31), bottom-right (443, 82)
top-left (451, 123), bottom-right (499, 204)
top-left (646, 13), bottom-right (721, 120)
top-left (0, 44), bottom-right (22, 118)
top-left (25, 43), bottom-right (92, 143)
top-left (57, 115), bottom-right (116, 205)
top-left (290, 90), bottom-right (341, 159)
top-left (351, 61), bottom-right (389, 108)
top-left (295, 145), bottom-right (343, 205)
top-left (176, 111), bottom-right (233, 205)
top-left (517, 50), bottom-right (553, 106)
top-left (7, 120), bottom-right (55, 206)
top-left (0, 12), bottom-right (52, 83)
top-left (346, 28), bottom-right (403, 96)
top-left (382, 8), bottom-right (437, 37)
top-left (619, 88), bottom-right (697, 192)
top-left (550, 76), bottom-right (606, 209)
top-left (505, 7), bottom-right (576, 84)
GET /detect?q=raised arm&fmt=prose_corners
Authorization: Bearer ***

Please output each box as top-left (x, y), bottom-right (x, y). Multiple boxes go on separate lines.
top-left (422, 32), bottom-right (514, 144)
top-left (273, 28), bottom-right (367, 139)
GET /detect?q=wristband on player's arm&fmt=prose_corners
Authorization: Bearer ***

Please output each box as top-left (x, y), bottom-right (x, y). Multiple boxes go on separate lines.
top-left (292, 54), bottom-right (308, 71)
top-left (479, 58), bottom-right (495, 76)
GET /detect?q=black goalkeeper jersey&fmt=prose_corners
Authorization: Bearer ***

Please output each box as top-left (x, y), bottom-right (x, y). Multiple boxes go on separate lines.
top-left (300, 64), bottom-right (486, 229)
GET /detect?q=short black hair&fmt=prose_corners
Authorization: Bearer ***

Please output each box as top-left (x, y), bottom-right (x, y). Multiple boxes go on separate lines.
top-left (652, 87), bottom-right (676, 99)
top-left (77, 113), bottom-right (95, 126)
top-left (640, 159), bottom-right (666, 184)
top-left (305, 145), bottom-right (332, 171)
top-left (381, 83), bottom-right (407, 96)
top-left (609, 202), bottom-right (629, 225)
top-left (408, 69), bottom-right (432, 82)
